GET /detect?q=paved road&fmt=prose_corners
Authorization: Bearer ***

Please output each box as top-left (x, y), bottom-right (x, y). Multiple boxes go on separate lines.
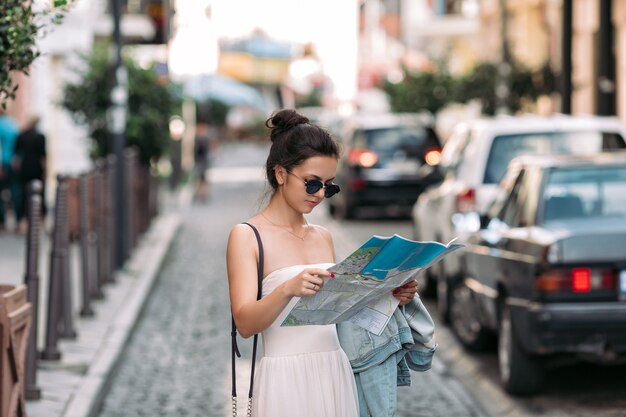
top-left (97, 142), bottom-right (486, 417)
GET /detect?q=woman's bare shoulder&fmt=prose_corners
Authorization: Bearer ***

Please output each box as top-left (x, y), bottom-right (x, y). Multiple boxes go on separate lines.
top-left (228, 221), bottom-right (258, 243)
top-left (309, 223), bottom-right (333, 241)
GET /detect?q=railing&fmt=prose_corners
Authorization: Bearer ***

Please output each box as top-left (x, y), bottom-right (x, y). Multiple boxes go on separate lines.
top-left (0, 149), bottom-right (160, 411)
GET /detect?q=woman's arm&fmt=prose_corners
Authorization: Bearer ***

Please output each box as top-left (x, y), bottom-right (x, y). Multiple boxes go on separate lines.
top-left (227, 224), bottom-right (331, 338)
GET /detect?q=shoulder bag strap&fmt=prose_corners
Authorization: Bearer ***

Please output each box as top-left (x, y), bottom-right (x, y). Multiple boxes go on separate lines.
top-left (231, 222), bottom-right (264, 416)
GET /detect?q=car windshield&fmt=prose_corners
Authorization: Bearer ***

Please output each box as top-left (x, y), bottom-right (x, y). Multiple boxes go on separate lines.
top-left (484, 131), bottom-right (626, 184)
top-left (541, 165), bottom-right (626, 223)
top-left (361, 127), bottom-right (430, 160)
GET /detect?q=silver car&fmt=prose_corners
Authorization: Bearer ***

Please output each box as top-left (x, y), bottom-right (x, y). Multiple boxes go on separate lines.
top-left (411, 114), bottom-right (626, 320)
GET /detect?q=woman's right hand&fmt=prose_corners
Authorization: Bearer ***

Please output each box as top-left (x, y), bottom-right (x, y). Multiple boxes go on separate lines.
top-left (283, 268), bottom-right (334, 297)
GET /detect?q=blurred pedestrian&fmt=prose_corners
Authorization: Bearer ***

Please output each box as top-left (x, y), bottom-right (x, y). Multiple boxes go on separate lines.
top-left (227, 109), bottom-right (417, 416)
top-left (0, 109), bottom-right (19, 231)
top-left (193, 122), bottom-right (211, 201)
top-left (12, 114), bottom-right (47, 234)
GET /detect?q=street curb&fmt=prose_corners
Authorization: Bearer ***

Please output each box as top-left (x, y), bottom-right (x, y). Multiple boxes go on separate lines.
top-left (61, 212), bottom-right (182, 417)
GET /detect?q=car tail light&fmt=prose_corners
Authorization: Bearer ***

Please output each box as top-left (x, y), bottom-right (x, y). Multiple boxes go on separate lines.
top-left (535, 267), bottom-right (615, 293)
top-left (455, 188), bottom-right (476, 213)
top-left (349, 149), bottom-right (378, 168)
top-left (424, 147), bottom-right (442, 166)
top-left (349, 178), bottom-right (366, 191)
top-left (571, 268), bottom-right (591, 292)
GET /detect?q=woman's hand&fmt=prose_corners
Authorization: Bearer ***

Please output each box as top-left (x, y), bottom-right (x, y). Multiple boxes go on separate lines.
top-left (393, 279), bottom-right (418, 305)
top-left (284, 268), bottom-right (334, 297)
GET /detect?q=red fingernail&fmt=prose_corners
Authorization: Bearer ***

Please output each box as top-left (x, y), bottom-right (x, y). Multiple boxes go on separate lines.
top-left (330, 273), bottom-right (335, 278)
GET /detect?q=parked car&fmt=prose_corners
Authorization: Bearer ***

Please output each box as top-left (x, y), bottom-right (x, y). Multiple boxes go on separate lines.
top-left (329, 112), bottom-right (442, 219)
top-left (411, 115), bottom-right (626, 319)
top-left (449, 152), bottom-right (626, 395)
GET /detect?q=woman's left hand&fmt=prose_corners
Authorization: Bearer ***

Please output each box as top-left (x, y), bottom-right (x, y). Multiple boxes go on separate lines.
top-left (393, 279), bottom-right (418, 306)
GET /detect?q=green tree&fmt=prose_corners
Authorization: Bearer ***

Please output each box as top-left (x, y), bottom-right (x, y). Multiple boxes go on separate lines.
top-left (382, 69), bottom-right (456, 117)
top-left (0, 0), bottom-right (67, 108)
top-left (383, 59), bottom-right (556, 118)
top-left (62, 44), bottom-right (178, 165)
top-left (456, 61), bottom-right (557, 115)
top-left (455, 62), bottom-right (499, 115)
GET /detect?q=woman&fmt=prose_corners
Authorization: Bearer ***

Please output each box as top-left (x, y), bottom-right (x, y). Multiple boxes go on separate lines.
top-left (227, 109), bottom-right (417, 417)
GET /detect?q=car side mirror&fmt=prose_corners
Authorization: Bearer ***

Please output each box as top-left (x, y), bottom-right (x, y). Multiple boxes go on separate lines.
top-left (480, 214), bottom-right (491, 229)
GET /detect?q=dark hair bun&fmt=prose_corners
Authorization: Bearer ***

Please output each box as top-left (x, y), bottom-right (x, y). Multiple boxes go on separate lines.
top-left (265, 109), bottom-right (309, 142)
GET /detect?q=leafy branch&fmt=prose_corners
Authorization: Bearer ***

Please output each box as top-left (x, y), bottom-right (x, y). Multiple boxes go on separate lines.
top-left (0, 0), bottom-right (69, 108)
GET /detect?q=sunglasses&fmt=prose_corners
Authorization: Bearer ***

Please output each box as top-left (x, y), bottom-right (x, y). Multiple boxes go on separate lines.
top-left (288, 172), bottom-right (341, 198)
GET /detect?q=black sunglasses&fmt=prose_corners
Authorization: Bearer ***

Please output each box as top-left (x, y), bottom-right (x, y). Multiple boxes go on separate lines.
top-left (288, 172), bottom-right (341, 198)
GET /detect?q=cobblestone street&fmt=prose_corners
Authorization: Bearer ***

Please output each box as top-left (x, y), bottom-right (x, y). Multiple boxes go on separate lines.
top-left (97, 143), bottom-right (486, 417)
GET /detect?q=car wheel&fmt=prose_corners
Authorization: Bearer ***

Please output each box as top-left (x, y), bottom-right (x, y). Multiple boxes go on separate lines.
top-left (498, 303), bottom-right (544, 395)
top-left (450, 281), bottom-right (490, 350)
top-left (435, 261), bottom-right (450, 323)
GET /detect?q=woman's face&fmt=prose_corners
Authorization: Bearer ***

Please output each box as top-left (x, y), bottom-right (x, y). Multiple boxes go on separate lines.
top-left (279, 155), bottom-right (338, 213)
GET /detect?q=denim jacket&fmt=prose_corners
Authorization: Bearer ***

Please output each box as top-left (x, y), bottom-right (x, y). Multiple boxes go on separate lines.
top-left (337, 295), bottom-right (437, 385)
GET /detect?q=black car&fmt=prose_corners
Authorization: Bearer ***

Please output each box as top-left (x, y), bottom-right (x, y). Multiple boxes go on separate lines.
top-left (328, 113), bottom-right (442, 219)
top-left (449, 152), bottom-right (626, 395)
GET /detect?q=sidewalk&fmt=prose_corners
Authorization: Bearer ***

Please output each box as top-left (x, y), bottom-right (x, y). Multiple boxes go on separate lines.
top-left (0, 186), bottom-right (191, 417)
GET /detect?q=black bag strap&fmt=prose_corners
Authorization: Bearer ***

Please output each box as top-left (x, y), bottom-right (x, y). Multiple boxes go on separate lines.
top-left (231, 222), bottom-right (264, 408)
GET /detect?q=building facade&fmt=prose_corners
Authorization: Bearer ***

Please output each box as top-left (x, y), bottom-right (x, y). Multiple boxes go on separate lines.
top-left (479, 0), bottom-right (625, 121)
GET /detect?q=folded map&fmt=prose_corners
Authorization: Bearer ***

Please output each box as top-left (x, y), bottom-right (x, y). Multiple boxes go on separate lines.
top-left (281, 235), bottom-right (463, 335)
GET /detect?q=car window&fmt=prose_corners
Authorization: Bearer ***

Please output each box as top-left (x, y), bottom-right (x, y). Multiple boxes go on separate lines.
top-left (484, 131), bottom-right (626, 184)
top-left (541, 165), bottom-right (626, 223)
top-left (499, 170), bottom-right (526, 227)
top-left (361, 127), bottom-right (429, 160)
top-left (487, 166), bottom-right (522, 220)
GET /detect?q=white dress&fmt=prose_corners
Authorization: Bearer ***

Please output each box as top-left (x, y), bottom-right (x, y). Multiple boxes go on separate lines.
top-left (252, 263), bottom-right (359, 417)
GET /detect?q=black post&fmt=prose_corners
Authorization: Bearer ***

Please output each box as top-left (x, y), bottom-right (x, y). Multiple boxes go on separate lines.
top-left (561, 0), bottom-right (572, 114)
top-left (597, 0), bottom-right (615, 115)
top-left (93, 161), bottom-right (106, 298)
top-left (123, 149), bottom-right (134, 258)
top-left (41, 176), bottom-right (69, 360)
top-left (497, 0), bottom-right (511, 114)
top-left (58, 176), bottom-right (76, 339)
top-left (169, 138), bottom-right (182, 190)
top-left (24, 180), bottom-right (42, 399)
top-left (106, 155), bottom-right (118, 279)
top-left (111, 0), bottom-right (128, 268)
top-left (79, 173), bottom-right (94, 317)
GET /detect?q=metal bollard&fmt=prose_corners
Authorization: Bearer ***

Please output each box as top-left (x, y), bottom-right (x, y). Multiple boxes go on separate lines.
top-left (93, 161), bottom-right (106, 296)
top-left (24, 180), bottom-right (43, 399)
top-left (123, 149), bottom-right (135, 258)
top-left (41, 176), bottom-right (68, 360)
top-left (58, 176), bottom-right (77, 339)
top-left (79, 173), bottom-right (94, 317)
top-left (106, 155), bottom-right (119, 276)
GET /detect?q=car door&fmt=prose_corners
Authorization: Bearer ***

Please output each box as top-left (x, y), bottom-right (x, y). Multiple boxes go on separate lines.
top-left (464, 169), bottom-right (526, 330)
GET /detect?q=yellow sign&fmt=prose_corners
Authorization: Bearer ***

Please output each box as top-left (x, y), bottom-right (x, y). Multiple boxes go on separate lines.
top-left (219, 51), bottom-right (290, 84)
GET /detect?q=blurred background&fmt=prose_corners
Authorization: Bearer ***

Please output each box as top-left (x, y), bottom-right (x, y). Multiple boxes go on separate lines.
top-left (3, 0), bottom-right (625, 187)
top-left (2, 1), bottom-right (626, 416)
